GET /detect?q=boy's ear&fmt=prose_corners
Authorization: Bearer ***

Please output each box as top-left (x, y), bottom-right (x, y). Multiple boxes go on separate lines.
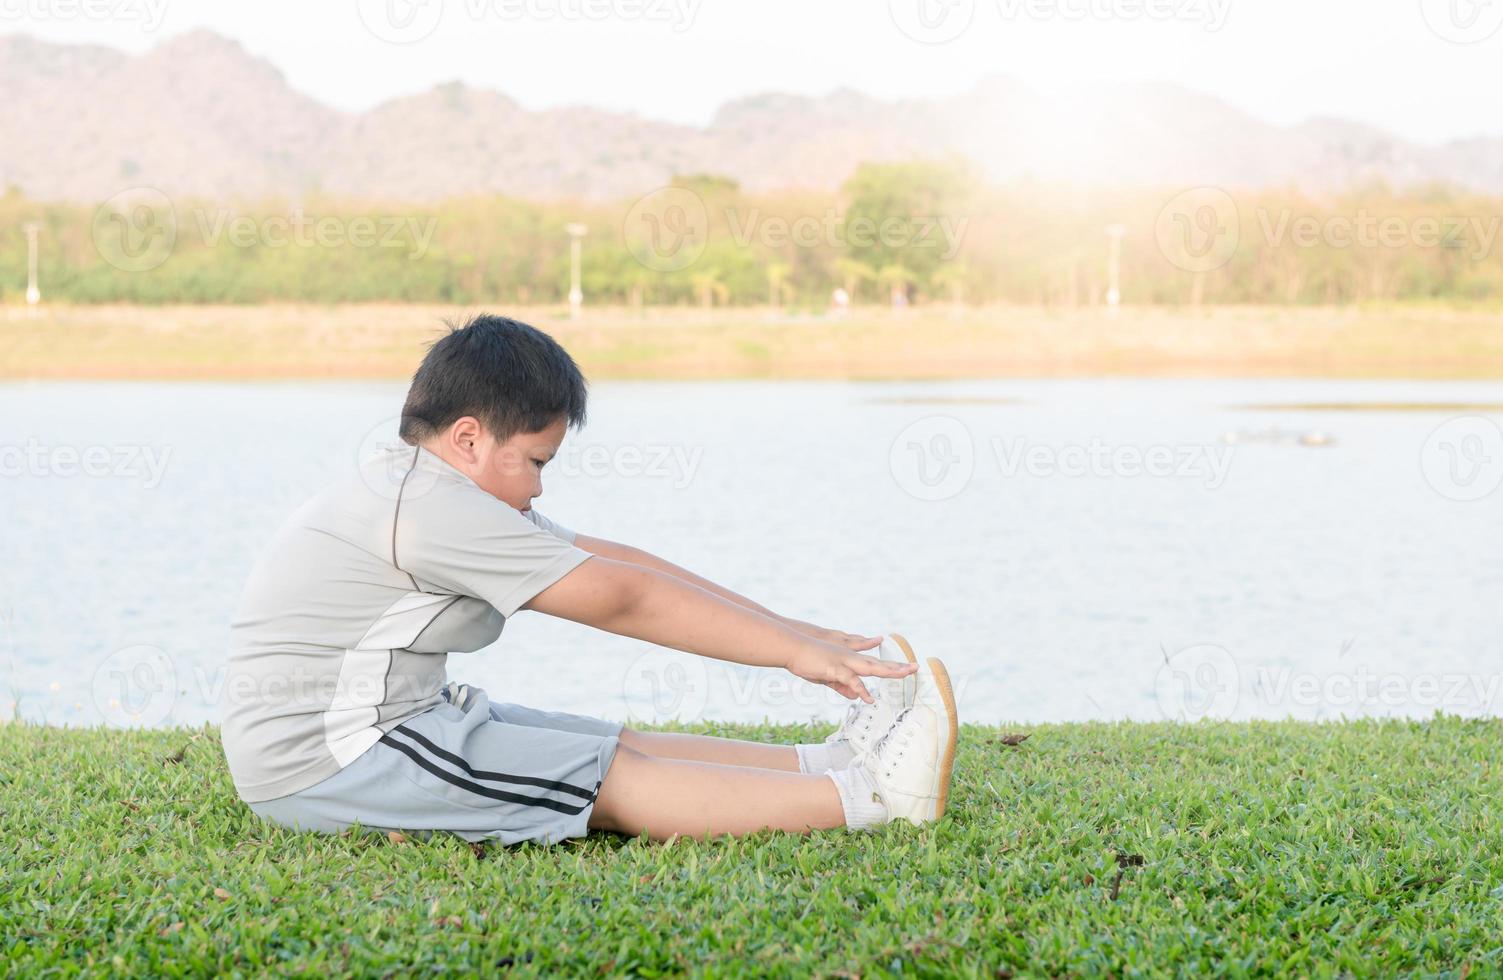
top-left (446, 416), bottom-right (484, 462)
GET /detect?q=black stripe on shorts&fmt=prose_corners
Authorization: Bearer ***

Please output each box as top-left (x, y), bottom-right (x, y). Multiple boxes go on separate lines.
top-left (379, 728), bottom-right (599, 815)
top-left (390, 724), bottom-right (599, 801)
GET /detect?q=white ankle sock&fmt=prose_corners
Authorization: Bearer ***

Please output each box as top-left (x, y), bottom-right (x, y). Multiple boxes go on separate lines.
top-left (795, 740), bottom-right (856, 774)
top-left (826, 764), bottom-right (888, 831)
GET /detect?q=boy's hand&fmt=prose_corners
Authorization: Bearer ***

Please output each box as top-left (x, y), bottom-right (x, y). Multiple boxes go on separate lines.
top-left (784, 641), bottom-right (919, 704)
top-left (781, 618), bottom-right (884, 653)
top-left (526, 557), bottom-right (911, 702)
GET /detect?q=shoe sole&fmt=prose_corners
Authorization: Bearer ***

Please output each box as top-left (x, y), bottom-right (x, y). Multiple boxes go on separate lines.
top-left (924, 656), bottom-right (959, 819)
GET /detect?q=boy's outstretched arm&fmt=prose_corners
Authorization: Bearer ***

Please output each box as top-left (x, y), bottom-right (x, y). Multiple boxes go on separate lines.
top-left (521, 553), bottom-right (914, 704)
top-left (571, 534), bottom-right (880, 654)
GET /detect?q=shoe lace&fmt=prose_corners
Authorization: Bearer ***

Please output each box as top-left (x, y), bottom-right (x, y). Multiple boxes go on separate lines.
top-left (850, 706), bottom-right (916, 778)
top-left (834, 684), bottom-right (881, 733)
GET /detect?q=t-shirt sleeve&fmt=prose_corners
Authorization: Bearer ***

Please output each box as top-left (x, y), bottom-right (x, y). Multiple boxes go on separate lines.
top-left (395, 485), bottom-right (593, 618)
top-left (520, 507), bottom-right (578, 544)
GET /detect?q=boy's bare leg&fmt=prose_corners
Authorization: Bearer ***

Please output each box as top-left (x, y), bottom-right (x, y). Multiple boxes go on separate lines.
top-left (617, 727), bottom-right (802, 772)
top-left (588, 745), bottom-right (845, 840)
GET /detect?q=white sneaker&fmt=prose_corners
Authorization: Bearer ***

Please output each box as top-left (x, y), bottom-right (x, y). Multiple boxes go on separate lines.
top-left (823, 633), bottom-right (918, 756)
top-left (857, 656), bottom-right (959, 824)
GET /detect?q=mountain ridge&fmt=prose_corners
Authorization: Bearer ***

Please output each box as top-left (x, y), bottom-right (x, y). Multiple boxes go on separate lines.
top-left (2, 30), bottom-right (1499, 202)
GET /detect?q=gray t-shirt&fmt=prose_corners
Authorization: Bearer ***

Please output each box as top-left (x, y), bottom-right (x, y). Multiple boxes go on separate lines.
top-left (220, 443), bottom-right (593, 803)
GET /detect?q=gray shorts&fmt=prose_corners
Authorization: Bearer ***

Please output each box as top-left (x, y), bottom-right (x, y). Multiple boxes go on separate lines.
top-left (247, 683), bottom-right (623, 846)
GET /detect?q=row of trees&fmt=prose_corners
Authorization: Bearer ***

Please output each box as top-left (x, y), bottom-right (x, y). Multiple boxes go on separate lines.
top-left (2, 163), bottom-right (1500, 307)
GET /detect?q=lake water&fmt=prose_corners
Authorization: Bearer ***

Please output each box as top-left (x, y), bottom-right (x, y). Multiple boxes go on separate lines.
top-left (2, 378), bottom-right (1501, 730)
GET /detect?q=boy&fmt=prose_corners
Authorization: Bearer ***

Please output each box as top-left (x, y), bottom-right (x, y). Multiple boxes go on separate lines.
top-left (220, 314), bottom-right (959, 844)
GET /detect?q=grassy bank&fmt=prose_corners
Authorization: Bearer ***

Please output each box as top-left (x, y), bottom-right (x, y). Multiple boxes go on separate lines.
top-left (3, 718), bottom-right (1500, 976)
top-left (2, 303), bottom-right (1502, 382)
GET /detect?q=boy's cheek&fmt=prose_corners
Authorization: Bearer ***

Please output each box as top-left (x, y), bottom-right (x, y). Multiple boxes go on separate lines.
top-left (487, 449), bottom-right (529, 478)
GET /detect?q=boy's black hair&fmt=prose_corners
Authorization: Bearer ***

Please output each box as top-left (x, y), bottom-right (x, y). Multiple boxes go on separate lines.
top-left (399, 314), bottom-right (588, 444)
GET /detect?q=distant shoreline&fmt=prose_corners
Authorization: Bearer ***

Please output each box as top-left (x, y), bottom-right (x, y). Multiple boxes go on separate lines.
top-left (3, 303), bottom-right (1502, 382)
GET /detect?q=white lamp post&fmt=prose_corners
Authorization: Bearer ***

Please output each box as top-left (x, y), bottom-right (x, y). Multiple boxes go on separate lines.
top-left (1105, 224), bottom-right (1126, 313)
top-left (565, 223), bottom-right (587, 319)
top-left (24, 222), bottom-right (41, 306)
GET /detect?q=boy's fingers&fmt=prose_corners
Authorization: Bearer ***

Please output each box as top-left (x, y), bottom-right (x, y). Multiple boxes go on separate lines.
top-left (851, 656), bottom-right (917, 677)
top-left (832, 670), bottom-right (869, 702)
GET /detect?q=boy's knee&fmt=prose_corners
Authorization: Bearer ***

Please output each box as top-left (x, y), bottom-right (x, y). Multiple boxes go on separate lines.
top-left (591, 742), bottom-right (651, 831)
top-left (603, 740), bottom-right (649, 778)
top-left (615, 726), bottom-right (648, 752)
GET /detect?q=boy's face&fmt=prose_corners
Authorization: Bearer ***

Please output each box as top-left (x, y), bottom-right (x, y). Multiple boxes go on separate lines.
top-left (433, 414), bottom-right (567, 513)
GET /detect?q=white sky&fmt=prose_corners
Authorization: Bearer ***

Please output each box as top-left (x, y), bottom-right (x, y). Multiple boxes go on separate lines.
top-left (2, 0), bottom-right (1500, 143)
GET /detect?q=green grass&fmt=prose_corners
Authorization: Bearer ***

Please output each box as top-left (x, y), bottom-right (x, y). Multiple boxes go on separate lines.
top-left (3, 718), bottom-right (1501, 977)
